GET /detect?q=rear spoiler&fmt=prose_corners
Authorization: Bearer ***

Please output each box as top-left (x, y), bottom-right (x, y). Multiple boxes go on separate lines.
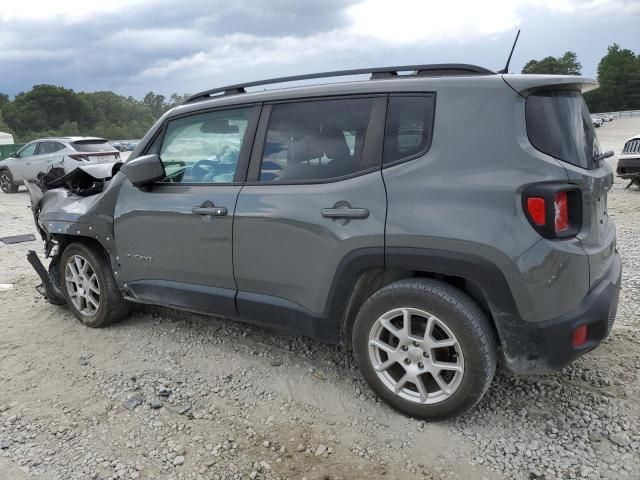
top-left (501, 74), bottom-right (598, 96)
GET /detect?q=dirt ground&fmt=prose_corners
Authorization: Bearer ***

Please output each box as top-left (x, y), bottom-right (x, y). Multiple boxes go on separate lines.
top-left (1, 118), bottom-right (639, 480)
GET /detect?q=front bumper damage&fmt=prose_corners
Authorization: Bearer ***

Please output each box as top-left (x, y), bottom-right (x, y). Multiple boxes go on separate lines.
top-left (25, 162), bottom-right (123, 304)
top-left (26, 250), bottom-right (66, 305)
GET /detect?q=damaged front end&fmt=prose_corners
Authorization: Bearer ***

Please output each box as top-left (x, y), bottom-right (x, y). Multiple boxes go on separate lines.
top-left (25, 162), bottom-right (125, 305)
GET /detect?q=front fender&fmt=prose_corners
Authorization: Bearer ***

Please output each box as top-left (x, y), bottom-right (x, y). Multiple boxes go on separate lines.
top-left (29, 173), bottom-right (128, 281)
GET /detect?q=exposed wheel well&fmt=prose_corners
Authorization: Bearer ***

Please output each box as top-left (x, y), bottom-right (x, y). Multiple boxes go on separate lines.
top-left (343, 267), bottom-right (500, 348)
top-left (53, 234), bottom-right (110, 263)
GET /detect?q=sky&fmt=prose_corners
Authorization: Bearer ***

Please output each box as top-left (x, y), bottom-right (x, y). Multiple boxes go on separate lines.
top-left (1, 0), bottom-right (639, 99)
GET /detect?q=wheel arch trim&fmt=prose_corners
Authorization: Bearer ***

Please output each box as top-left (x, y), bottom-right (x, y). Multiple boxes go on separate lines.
top-left (335, 247), bottom-right (523, 348)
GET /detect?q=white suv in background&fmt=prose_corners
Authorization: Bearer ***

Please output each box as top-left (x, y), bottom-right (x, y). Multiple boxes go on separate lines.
top-left (0, 137), bottom-right (120, 193)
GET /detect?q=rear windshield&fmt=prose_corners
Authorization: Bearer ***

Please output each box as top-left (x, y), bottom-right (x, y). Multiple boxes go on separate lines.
top-left (526, 91), bottom-right (601, 169)
top-left (72, 140), bottom-right (115, 152)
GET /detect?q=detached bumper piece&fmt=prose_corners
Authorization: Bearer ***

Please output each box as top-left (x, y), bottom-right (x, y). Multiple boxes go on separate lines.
top-left (26, 250), bottom-right (66, 306)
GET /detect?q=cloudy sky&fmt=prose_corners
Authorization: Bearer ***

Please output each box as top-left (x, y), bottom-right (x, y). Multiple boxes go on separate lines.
top-left (1, 0), bottom-right (639, 99)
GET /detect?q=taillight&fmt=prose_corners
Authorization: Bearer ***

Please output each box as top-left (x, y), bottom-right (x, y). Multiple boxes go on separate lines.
top-left (554, 192), bottom-right (569, 233)
top-left (69, 154), bottom-right (88, 161)
top-left (526, 197), bottom-right (546, 226)
top-left (523, 184), bottom-right (581, 239)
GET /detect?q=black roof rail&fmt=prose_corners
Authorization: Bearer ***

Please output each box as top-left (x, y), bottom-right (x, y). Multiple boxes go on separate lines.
top-left (183, 63), bottom-right (494, 104)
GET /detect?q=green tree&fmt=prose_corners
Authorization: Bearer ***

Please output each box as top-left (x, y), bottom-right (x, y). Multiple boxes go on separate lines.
top-left (584, 44), bottom-right (640, 112)
top-left (0, 93), bottom-right (9, 111)
top-left (0, 109), bottom-right (13, 135)
top-left (169, 93), bottom-right (190, 107)
top-left (0, 85), bottom-right (191, 143)
top-left (522, 51), bottom-right (582, 75)
top-left (143, 91), bottom-right (167, 118)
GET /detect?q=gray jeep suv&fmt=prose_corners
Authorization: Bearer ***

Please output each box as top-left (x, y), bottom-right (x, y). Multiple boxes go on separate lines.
top-left (26, 64), bottom-right (621, 419)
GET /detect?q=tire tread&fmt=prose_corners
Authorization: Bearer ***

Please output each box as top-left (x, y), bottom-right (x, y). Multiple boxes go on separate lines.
top-left (353, 278), bottom-right (498, 419)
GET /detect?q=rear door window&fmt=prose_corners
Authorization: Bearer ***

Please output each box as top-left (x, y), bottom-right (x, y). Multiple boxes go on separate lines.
top-left (258, 97), bottom-right (374, 182)
top-left (526, 91), bottom-right (601, 169)
top-left (36, 141), bottom-right (58, 154)
top-left (384, 94), bottom-right (435, 164)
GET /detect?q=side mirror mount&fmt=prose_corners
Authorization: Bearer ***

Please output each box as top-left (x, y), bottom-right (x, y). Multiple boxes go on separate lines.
top-left (9, 152), bottom-right (17, 158)
top-left (120, 154), bottom-right (165, 187)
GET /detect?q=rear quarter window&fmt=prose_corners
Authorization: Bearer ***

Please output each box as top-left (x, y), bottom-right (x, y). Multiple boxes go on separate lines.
top-left (383, 94), bottom-right (435, 165)
top-left (526, 91), bottom-right (601, 169)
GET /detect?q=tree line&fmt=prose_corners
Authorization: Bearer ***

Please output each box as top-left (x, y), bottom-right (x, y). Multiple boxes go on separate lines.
top-left (522, 43), bottom-right (640, 112)
top-left (0, 88), bottom-right (188, 143)
top-left (1, 43), bottom-right (638, 143)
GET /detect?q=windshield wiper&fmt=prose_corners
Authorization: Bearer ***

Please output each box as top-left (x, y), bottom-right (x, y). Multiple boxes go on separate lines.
top-left (592, 150), bottom-right (614, 163)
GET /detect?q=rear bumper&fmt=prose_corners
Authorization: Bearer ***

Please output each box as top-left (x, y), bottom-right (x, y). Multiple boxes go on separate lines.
top-left (503, 251), bottom-right (622, 374)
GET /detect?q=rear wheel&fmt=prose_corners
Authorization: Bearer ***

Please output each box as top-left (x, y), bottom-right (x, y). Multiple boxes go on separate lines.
top-left (352, 278), bottom-right (497, 420)
top-left (0, 170), bottom-right (19, 193)
top-left (60, 243), bottom-right (129, 327)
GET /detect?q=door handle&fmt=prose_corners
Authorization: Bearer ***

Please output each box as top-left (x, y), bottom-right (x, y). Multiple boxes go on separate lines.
top-left (321, 207), bottom-right (369, 219)
top-left (192, 205), bottom-right (228, 216)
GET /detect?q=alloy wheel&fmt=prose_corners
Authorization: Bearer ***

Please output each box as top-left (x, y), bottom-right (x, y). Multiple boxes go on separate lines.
top-left (368, 307), bottom-right (464, 404)
top-left (0, 172), bottom-right (11, 193)
top-left (64, 255), bottom-right (101, 316)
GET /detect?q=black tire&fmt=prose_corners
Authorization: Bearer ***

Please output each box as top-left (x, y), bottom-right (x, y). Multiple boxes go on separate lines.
top-left (59, 242), bottom-right (129, 327)
top-left (352, 278), bottom-right (497, 420)
top-left (0, 169), bottom-right (19, 194)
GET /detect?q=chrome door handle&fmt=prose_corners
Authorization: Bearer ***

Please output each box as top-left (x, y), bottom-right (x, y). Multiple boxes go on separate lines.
top-left (192, 206), bottom-right (227, 216)
top-left (321, 207), bottom-right (369, 219)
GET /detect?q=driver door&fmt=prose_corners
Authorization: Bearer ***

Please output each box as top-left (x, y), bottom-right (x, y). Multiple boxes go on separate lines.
top-left (114, 105), bottom-right (260, 317)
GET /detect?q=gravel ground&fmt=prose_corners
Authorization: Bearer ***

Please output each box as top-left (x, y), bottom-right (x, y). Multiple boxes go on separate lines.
top-left (1, 118), bottom-right (639, 480)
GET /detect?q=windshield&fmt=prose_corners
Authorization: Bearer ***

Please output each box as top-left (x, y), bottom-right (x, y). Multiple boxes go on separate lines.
top-left (72, 140), bottom-right (115, 152)
top-left (526, 91), bottom-right (601, 169)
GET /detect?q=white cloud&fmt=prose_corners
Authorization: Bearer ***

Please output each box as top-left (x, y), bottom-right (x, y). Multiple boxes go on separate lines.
top-left (99, 28), bottom-right (203, 51)
top-left (135, 31), bottom-right (373, 81)
top-left (347, 0), bottom-right (520, 44)
top-left (346, 0), bottom-right (640, 44)
top-left (1, 0), bottom-right (638, 96)
top-left (0, 0), bottom-right (154, 22)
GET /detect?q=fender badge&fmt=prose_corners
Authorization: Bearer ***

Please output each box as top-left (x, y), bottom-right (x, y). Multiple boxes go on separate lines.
top-left (126, 253), bottom-right (153, 262)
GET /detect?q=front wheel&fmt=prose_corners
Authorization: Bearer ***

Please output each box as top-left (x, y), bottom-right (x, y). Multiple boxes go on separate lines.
top-left (60, 242), bottom-right (129, 327)
top-left (0, 170), bottom-right (19, 193)
top-left (352, 279), bottom-right (497, 420)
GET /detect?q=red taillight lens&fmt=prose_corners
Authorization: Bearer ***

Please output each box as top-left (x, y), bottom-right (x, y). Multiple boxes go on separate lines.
top-left (572, 324), bottom-right (588, 348)
top-left (554, 191), bottom-right (569, 233)
top-left (523, 185), bottom-right (580, 239)
top-left (526, 197), bottom-right (546, 226)
top-left (69, 154), bottom-right (88, 161)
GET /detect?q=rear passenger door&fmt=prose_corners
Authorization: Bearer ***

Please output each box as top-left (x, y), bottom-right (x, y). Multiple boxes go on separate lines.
top-left (233, 96), bottom-right (388, 340)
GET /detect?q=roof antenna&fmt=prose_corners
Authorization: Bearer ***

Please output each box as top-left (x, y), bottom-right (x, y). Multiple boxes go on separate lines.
top-left (497, 29), bottom-right (521, 74)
